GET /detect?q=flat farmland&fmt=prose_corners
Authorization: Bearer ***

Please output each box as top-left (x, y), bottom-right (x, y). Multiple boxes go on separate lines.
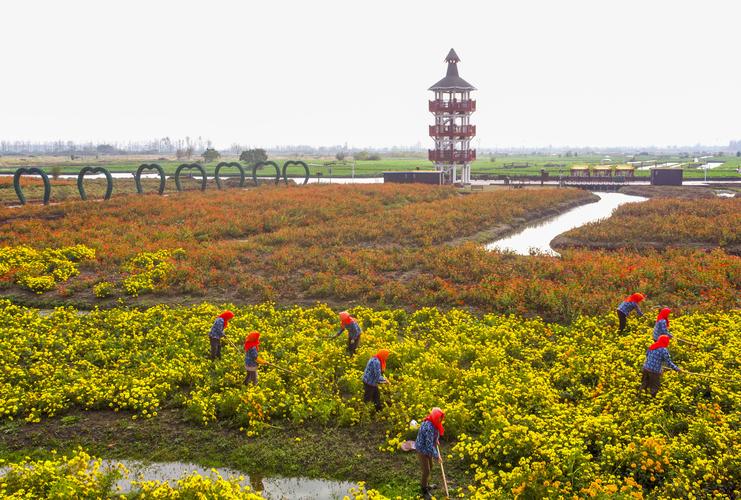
top-left (2, 153), bottom-right (740, 179)
top-left (0, 183), bottom-right (739, 498)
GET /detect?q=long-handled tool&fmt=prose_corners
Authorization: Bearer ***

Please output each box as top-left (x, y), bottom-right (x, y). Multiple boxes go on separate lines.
top-left (224, 337), bottom-right (242, 352)
top-left (262, 361), bottom-right (301, 376)
top-left (676, 337), bottom-right (698, 347)
top-left (326, 330), bottom-right (341, 340)
top-left (436, 445), bottom-right (450, 499)
top-left (436, 445), bottom-right (450, 498)
top-left (682, 370), bottom-right (727, 382)
top-left (225, 338), bottom-right (303, 377)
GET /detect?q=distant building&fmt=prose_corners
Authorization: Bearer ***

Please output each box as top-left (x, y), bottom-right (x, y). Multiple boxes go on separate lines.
top-left (428, 49), bottom-right (476, 184)
top-left (615, 165), bottom-right (635, 178)
top-left (570, 165), bottom-right (590, 177)
top-left (651, 169), bottom-right (683, 186)
top-left (592, 165), bottom-right (612, 177)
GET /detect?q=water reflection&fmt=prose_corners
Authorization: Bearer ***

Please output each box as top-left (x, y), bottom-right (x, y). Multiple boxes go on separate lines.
top-left (97, 459), bottom-right (353, 500)
top-left (250, 472), bottom-right (266, 493)
top-left (486, 192), bottom-right (647, 256)
top-left (304, 177), bottom-right (383, 184)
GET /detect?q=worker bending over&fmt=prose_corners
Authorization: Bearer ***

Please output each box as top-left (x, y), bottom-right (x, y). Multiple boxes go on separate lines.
top-left (244, 331), bottom-right (265, 385)
top-left (617, 293), bottom-right (645, 332)
top-left (653, 307), bottom-right (672, 341)
top-left (641, 334), bottom-right (682, 397)
top-left (332, 311), bottom-right (362, 356)
top-left (362, 349), bottom-right (390, 411)
top-left (209, 311), bottom-right (234, 360)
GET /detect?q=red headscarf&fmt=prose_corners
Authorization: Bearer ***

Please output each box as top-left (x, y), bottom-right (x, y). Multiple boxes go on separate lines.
top-left (339, 311), bottom-right (354, 326)
top-left (649, 334), bottom-right (670, 351)
top-left (244, 331), bottom-right (260, 352)
top-left (424, 407), bottom-right (445, 436)
top-left (218, 311), bottom-right (234, 329)
top-left (625, 293), bottom-right (645, 303)
top-left (656, 308), bottom-right (671, 328)
top-left (375, 349), bottom-right (390, 371)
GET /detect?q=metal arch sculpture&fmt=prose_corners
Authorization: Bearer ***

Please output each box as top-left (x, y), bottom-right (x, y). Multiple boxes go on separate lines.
top-left (77, 166), bottom-right (113, 201)
top-left (13, 167), bottom-right (51, 205)
top-left (135, 164), bottom-right (166, 195)
top-left (174, 163), bottom-right (207, 192)
top-left (252, 161), bottom-right (281, 185)
top-left (282, 160), bottom-right (310, 185)
top-left (214, 162), bottom-right (246, 189)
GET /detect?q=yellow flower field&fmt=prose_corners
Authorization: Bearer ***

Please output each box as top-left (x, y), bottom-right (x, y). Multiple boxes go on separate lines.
top-left (0, 245), bottom-right (95, 293)
top-left (0, 300), bottom-right (738, 498)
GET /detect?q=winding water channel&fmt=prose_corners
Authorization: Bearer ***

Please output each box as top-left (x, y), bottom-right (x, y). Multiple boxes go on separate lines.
top-left (485, 192), bottom-right (648, 256)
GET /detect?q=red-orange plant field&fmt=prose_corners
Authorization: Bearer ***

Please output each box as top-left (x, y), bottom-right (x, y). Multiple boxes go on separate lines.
top-left (558, 197), bottom-right (740, 252)
top-left (1, 184), bottom-right (738, 321)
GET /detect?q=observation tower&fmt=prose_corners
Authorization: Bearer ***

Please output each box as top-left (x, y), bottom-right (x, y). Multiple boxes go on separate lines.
top-left (428, 49), bottom-right (476, 184)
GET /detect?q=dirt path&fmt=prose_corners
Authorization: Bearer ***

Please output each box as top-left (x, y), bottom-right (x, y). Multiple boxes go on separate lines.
top-left (618, 185), bottom-right (736, 199)
top-left (550, 235), bottom-right (741, 256)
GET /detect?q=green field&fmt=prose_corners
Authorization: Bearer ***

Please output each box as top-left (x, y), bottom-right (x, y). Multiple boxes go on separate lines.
top-left (1, 154), bottom-right (739, 180)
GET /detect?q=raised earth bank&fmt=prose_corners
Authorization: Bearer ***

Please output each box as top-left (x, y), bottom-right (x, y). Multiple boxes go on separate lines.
top-left (552, 196), bottom-right (741, 256)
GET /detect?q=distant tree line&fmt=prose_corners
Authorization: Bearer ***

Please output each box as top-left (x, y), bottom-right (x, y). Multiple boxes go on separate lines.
top-left (353, 150), bottom-right (381, 161)
top-left (177, 147), bottom-right (194, 160)
top-left (0, 137), bottom-right (213, 155)
top-left (334, 150), bottom-right (382, 161)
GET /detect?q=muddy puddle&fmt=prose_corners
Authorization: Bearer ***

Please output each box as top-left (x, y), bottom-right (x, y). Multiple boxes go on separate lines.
top-left (714, 190), bottom-right (736, 198)
top-left (112, 460), bottom-right (357, 499)
top-left (1, 459), bottom-right (357, 499)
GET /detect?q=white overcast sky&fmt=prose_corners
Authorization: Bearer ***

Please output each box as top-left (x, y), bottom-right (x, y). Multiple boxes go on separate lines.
top-left (1, 0), bottom-right (739, 149)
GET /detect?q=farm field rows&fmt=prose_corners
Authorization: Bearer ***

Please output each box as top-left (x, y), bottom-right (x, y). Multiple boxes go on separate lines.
top-left (618, 185), bottom-right (740, 199)
top-left (4, 2), bottom-right (740, 498)
top-left (0, 183), bottom-right (739, 498)
top-left (3, 171), bottom-right (738, 210)
top-left (1, 185), bottom-right (739, 321)
top-left (553, 197), bottom-right (741, 254)
top-left (0, 301), bottom-right (738, 498)
top-left (2, 154), bottom-right (740, 179)
top-left (0, 175), bottom-right (272, 205)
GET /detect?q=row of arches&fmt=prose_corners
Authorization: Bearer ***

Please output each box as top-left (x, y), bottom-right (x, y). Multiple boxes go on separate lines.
top-left (9, 161), bottom-right (310, 205)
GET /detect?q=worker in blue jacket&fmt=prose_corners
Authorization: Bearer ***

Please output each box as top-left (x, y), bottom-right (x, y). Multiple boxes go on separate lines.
top-left (653, 308), bottom-right (672, 341)
top-left (362, 349), bottom-right (389, 411)
top-left (641, 335), bottom-right (682, 397)
top-left (617, 293), bottom-right (645, 332)
top-left (332, 311), bottom-right (362, 355)
top-left (208, 311), bottom-right (234, 360)
top-left (415, 407), bottom-right (445, 499)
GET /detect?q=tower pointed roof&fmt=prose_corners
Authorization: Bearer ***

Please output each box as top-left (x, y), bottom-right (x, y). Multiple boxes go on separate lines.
top-left (429, 48), bottom-right (476, 91)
